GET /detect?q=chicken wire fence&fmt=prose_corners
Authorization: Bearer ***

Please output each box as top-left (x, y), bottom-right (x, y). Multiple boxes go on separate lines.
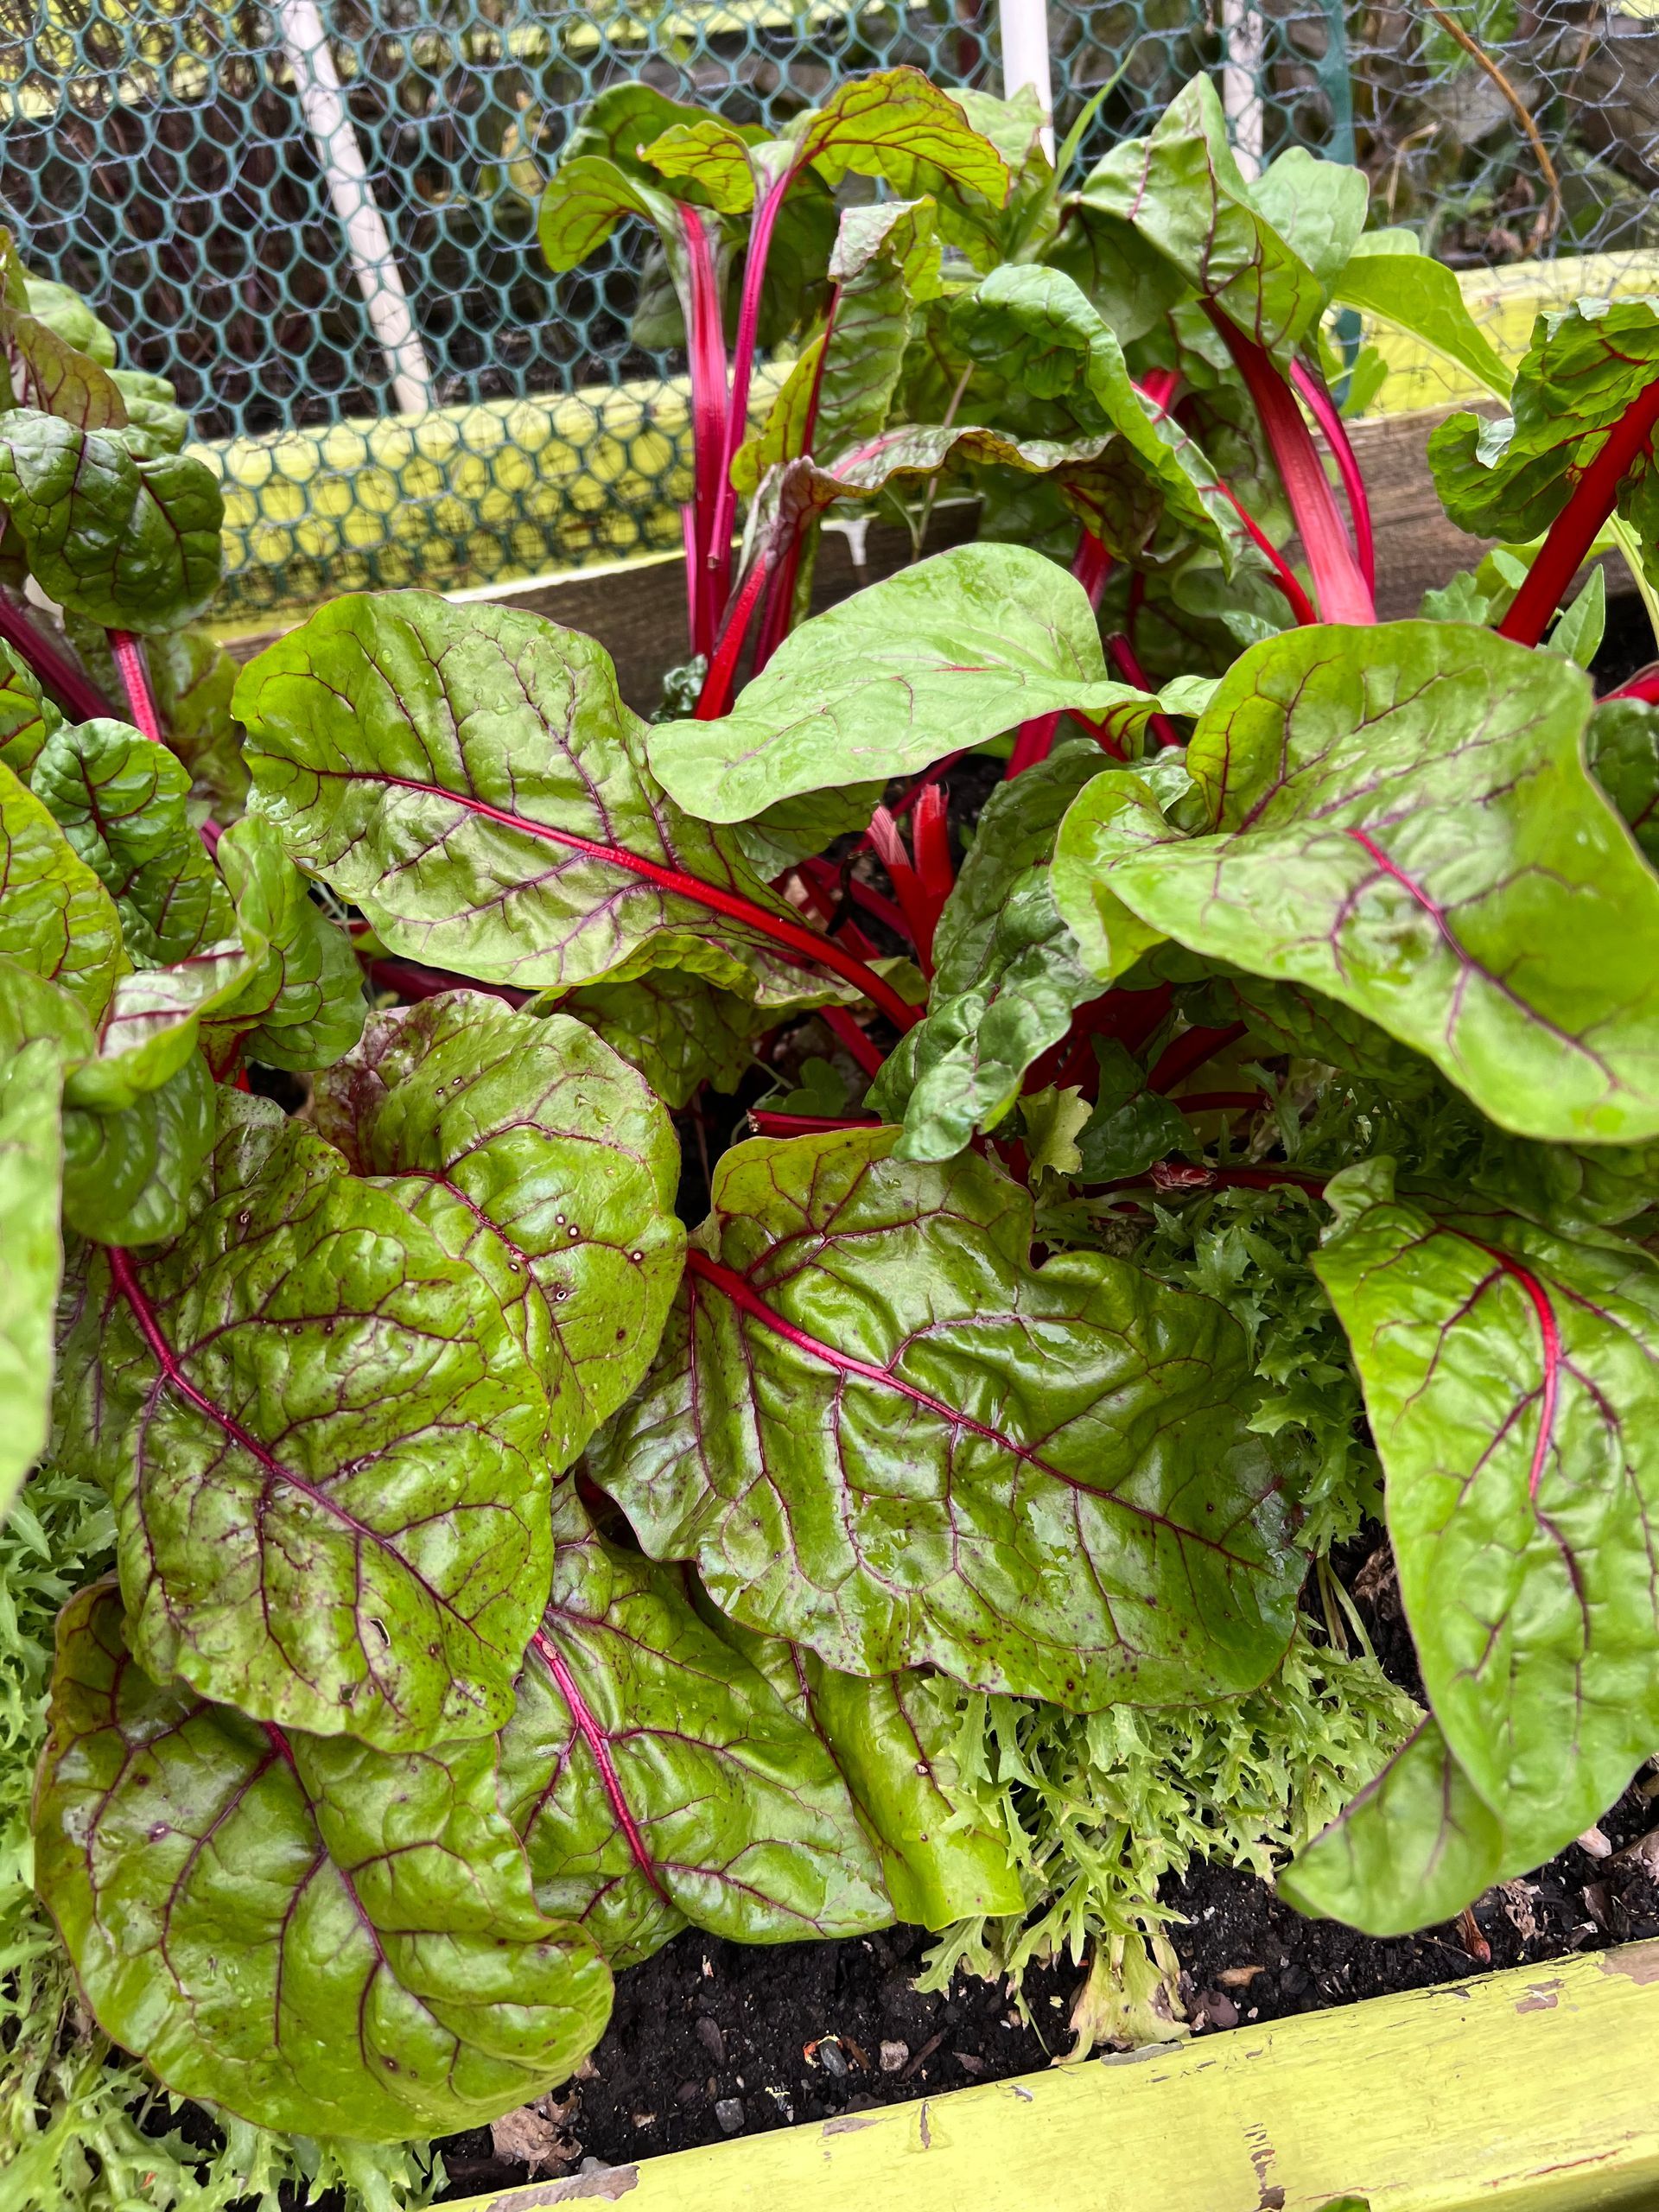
top-left (3, 0), bottom-right (1656, 618)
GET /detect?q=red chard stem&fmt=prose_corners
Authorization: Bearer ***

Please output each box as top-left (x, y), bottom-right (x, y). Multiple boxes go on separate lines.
top-left (0, 596), bottom-right (114, 724)
top-left (108, 630), bottom-right (164, 741)
top-left (1499, 376), bottom-right (1659, 647)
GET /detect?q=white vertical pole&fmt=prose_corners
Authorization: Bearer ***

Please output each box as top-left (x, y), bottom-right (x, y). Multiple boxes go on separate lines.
top-left (276, 0), bottom-right (435, 416)
top-left (1220, 0), bottom-right (1267, 180)
top-left (998, 0), bottom-right (1056, 162)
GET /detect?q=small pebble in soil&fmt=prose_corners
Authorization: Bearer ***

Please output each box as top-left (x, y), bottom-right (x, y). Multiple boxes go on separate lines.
top-left (695, 2016), bottom-right (726, 2068)
top-left (879, 2040), bottom-right (909, 2074)
top-left (817, 2039), bottom-right (849, 2079)
top-left (715, 2098), bottom-right (745, 2136)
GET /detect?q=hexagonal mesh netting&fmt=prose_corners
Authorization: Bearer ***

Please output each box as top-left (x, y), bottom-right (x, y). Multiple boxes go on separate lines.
top-left (3, 0), bottom-right (1656, 616)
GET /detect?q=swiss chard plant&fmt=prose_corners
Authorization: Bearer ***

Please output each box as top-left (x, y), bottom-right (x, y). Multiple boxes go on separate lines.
top-left (10, 62), bottom-right (1659, 2166)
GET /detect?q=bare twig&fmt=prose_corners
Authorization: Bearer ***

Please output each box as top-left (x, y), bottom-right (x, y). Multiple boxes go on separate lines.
top-left (1419, 0), bottom-right (1562, 254)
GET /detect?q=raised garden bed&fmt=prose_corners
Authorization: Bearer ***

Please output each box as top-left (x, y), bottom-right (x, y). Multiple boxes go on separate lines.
top-left (5, 64), bottom-right (1659, 2212)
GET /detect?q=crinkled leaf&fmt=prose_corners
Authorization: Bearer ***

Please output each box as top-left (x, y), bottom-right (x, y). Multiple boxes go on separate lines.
top-left (109, 367), bottom-right (190, 457)
top-left (32, 717), bottom-right (234, 963)
top-left (1076, 1039), bottom-right (1192, 1182)
top-left (33, 1582), bottom-right (612, 2139)
top-left (868, 746), bottom-right (1108, 1159)
top-left (67, 942), bottom-right (254, 1111)
top-left (61, 1052), bottom-right (215, 1247)
top-left (587, 1126), bottom-right (1298, 1709)
top-left (0, 635), bottom-right (59, 779)
top-left (648, 543), bottom-right (1192, 824)
top-left (1071, 622), bottom-right (1659, 1144)
top-left (67, 611), bottom-right (247, 813)
top-left (1331, 233), bottom-right (1511, 401)
top-left (1048, 200), bottom-right (1192, 347)
top-left (0, 756), bottom-right (124, 1016)
top-left (0, 1035), bottom-right (62, 1519)
top-left (562, 969), bottom-right (782, 1107)
top-left (1588, 695), bottom-right (1659, 865)
top-left (1472, 1122), bottom-right (1659, 1231)
top-left (1428, 298), bottom-right (1659, 578)
top-left (499, 1495), bottom-right (891, 1967)
top-left (1297, 1160), bottom-right (1659, 1927)
top-left (1080, 76), bottom-right (1324, 362)
top-left (0, 407), bottom-right (223, 632)
top-left (1545, 565), bottom-right (1605, 668)
top-left (209, 814), bottom-right (365, 1071)
top-left (54, 1092), bottom-right (557, 1748)
top-left (238, 593), bottom-right (849, 1007)
top-left (947, 266), bottom-right (1238, 565)
top-left (315, 992), bottom-right (683, 1461)
top-left (787, 67), bottom-right (1011, 209)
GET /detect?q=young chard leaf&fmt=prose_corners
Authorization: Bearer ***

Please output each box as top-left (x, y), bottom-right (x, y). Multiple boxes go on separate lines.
top-left (236, 594), bottom-right (898, 1020)
top-left (0, 408), bottom-right (223, 632)
top-left (1292, 1160), bottom-right (1659, 1929)
top-left (0, 757), bottom-right (124, 1017)
top-left (586, 1127), bottom-right (1298, 1709)
top-left (54, 1093), bottom-right (558, 1749)
top-left (1587, 695), bottom-right (1659, 865)
top-left (868, 745), bottom-right (1109, 1159)
top-left (314, 992), bottom-right (684, 1462)
top-left (0, 635), bottom-right (60, 778)
top-left (499, 1494), bottom-right (891, 1967)
top-left (561, 967), bottom-right (794, 1107)
top-left (32, 718), bottom-right (235, 963)
top-left (648, 542), bottom-right (1194, 823)
top-left (1060, 622), bottom-right (1659, 1144)
top-left (34, 1582), bottom-right (612, 2139)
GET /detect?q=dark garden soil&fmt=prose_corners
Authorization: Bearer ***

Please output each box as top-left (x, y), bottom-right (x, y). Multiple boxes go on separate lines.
top-left (434, 1581), bottom-right (1659, 2198)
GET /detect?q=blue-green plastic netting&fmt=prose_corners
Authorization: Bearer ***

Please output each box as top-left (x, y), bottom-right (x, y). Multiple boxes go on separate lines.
top-left (2, 0), bottom-right (1653, 616)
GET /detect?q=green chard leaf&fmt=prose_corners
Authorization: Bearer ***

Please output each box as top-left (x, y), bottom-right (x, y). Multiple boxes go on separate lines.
top-left (499, 1494), bottom-right (892, 1967)
top-left (0, 407), bottom-right (223, 632)
top-left (648, 542), bottom-right (1195, 824)
top-left (1078, 75), bottom-right (1324, 361)
top-left (0, 755), bottom-right (124, 1016)
top-left (1588, 694), bottom-right (1659, 865)
top-left (31, 717), bottom-right (235, 963)
top-left (1055, 621), bottom-right (1659, 1145)
top-left (60, 1051), bottom-right (215, 1247)
top-left (1332, 232), bottom-right (1511, 401)
top-left (0, 633), bottom-right (60, 778)
top-left (237, 593), bottom-right (858, 1009)
top-left (561, 967), bottom-right (781, 1108)
top-left (586, 1126), bottom-right (1298, 1710)
top-left (1075, 1038), bottom-right (1192, 1182)
top-left (1248, 146), bottom-right (1368, 300)
top-left (0, 231), bottom-right (128, 433)
top-left (314, 992), bottom-right (684, 1463)
top-left (1428, 297), bottom-right (1659, 574)
top-left (0, 1035), bottom-right (63, 1519)
top-left (868, 745), bottom-right (1109, 1159)
top-left (54, 1091), bottom-right (558, 1749)
top-left (33, 1582), bottom-right (612, 2140)
top-left (1290, 1160), bottom-right (1659, 1931)
top-left (208, 813), bottom-right (365, 1072)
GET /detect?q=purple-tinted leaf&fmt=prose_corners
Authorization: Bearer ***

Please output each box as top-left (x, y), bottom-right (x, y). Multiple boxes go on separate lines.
top-left (560, 968), bottom-right (776, 1108)
top-left (0, 229), bottom-right (127, 433)
top-left (1060, 622), bottom-right (1659, 1144)
top-left (499, 1495), bottom-right (891, 1967)
top-left (0, 757), bottom-right (124, 1017)
top-left (1080, 76), bottom-right (1325, 362)
top-left (33, 1582), bottom-right (612, 2139)
top-left (587, 1126), bottom-right (1298, 1709)
top-left (236, 593), bottom-right (863, 1009)
top-left (0, 408), bottom-right (223, 633)
top-left (32, 717), bottom-right (234, 964)
top-left (1300, 1158), bottom-right (1659, 1927)
top-left (315, 992), bottom-right (683, 1461)
top-left (0, 634), bottom-right (60, 779)
top-left (54, 1092), bottom-right (556, 1748)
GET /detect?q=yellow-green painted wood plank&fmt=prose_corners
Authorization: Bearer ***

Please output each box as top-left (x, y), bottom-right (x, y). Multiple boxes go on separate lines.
top-left (445, 1942), bottom-right (1659, 2212)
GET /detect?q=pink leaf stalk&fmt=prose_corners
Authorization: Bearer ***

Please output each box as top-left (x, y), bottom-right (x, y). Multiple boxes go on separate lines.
top-left (108, 630), bottom-right (163, 741)
top-left (1207, 310), bottom-right (1375, 626)
top-left (1289, 359), bottom-right (1376, 596)
top-left (0, 595), bottom-right (113, 724)
top-left (1607, 667), bottom-right (1659, 704)
top-left (679, 204), bottom-right (731, 662)
top-left (1007, 532), bottom-right (1116, 777)
top-left (706, 172), bottom-right (795, 634)
top-left (1499, 376), bottom-right (1659, 647)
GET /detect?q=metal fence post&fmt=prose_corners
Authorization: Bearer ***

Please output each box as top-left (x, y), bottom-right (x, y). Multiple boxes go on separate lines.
top-left (275, 0), bottom-right (435, 416)
top-left (998, 0), bottom-right (1055, 157)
